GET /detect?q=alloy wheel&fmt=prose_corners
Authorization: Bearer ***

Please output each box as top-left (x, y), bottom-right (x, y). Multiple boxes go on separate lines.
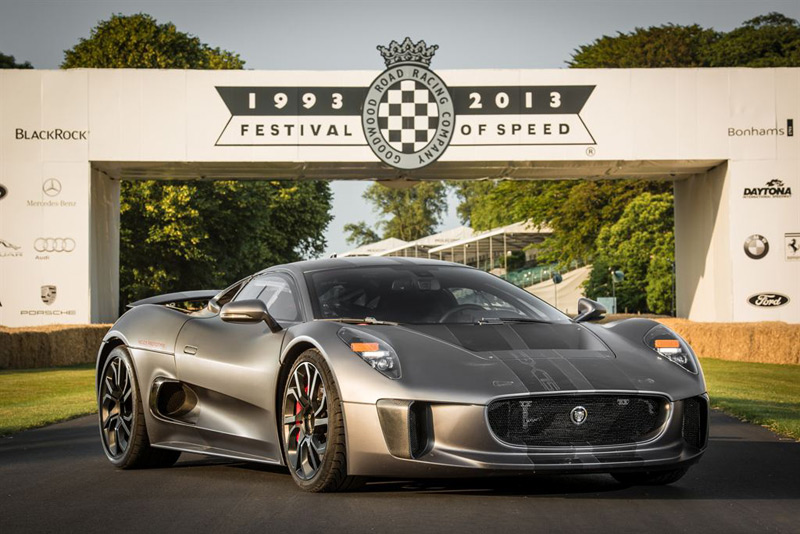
top-left (100, 357), bottom-right (134, 458)
top-left (283, 362), bottom-right (329, 480)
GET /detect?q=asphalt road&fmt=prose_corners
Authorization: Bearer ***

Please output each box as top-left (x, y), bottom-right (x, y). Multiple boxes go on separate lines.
top-left (1, 411), bottom-right (798, 534)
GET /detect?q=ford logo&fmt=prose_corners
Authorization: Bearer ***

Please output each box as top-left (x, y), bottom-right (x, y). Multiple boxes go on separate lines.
top-left (747, 293), bottom-right (790, 308)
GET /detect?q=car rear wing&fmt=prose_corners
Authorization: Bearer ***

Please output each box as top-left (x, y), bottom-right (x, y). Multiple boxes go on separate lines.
top-left (126, 290), bottom-right (221, 310)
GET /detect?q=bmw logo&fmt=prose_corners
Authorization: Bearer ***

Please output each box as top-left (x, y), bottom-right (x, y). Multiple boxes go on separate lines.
top-left (743, 234), bottom-right (769, 259)
top-left (570, 406), bottom-right (588, 425)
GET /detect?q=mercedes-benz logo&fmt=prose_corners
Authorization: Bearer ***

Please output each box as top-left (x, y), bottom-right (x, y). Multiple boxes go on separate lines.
top-left (570, 406), bottom-right (588, 425)
top-left (42, 178), bottom-right (62, 197)
top-left (0, 183), bottom-right (7, 200)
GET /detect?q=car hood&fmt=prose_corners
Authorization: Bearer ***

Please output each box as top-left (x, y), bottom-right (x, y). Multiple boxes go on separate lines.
top-left (366, 321), bottom-right (704, 402)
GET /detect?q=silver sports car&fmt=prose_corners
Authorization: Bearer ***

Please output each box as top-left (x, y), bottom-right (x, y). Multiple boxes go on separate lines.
top-left (97, 257), bottom-right (708, 492)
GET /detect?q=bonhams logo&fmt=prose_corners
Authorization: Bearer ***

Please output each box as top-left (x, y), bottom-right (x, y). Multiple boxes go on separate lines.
top-left (747, 293), bottom-right (790, 308)
top-left (743, 179), bottom-right (792, 199)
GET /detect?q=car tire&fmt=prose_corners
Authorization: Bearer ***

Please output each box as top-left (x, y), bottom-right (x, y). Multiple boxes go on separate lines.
top-left (98, 346), bottom-right (181, 469)
top-left (281, 348), bottom-right (363, 492)
top-left (612, 466), bottom-right (690, 486)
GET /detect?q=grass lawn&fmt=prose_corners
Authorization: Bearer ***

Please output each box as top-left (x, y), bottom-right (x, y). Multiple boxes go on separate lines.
top-left (0, 364), bottom-right (96, 436)
top-left (0, 359), bottom-right (798, 441)
top-left (701, 358), bottom-right (800, 440)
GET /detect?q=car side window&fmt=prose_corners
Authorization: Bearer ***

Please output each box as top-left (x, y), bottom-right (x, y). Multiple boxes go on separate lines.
top-left (236, 273), bottom-right (302, 323)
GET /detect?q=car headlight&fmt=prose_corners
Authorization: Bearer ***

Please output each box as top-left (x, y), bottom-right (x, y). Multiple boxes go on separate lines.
top-left (643, 324), bottom-right (698, 374)
top-left (337, 327), bottom-right (401, 379)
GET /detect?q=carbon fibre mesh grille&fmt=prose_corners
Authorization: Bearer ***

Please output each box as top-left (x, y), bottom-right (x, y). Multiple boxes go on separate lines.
top-left (682, 396), bottom-right (708, 449)
top-left (487, 395), bottom-right (668, 447)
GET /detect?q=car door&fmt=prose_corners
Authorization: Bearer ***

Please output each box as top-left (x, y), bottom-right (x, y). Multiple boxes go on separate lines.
top-left (174, 272), bottom-right (303, 462)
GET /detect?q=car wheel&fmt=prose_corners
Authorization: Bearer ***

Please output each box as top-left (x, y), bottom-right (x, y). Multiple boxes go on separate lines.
top-left (98, 346), bottom-right (181, 469)
top-left (281, 349), bottom-right (363, 492)
top-left (612, 466), bottom-right (690, 486)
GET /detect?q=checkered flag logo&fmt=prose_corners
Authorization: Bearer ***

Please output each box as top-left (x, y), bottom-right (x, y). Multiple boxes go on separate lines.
top-left (378, 80), bottom-right (439, 154)
top-left (363, 38), bottom-right (454, 170)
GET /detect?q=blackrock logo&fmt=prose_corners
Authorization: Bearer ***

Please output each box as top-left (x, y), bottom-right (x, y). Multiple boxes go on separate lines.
top-left (214, 38), bottom-right (596, 171)
top-left (15, 128), bottom-right (87, 141)
top-left (747, 293), bottom-right (790, 308)
top-left (743, 179), bottom-right (792, 199)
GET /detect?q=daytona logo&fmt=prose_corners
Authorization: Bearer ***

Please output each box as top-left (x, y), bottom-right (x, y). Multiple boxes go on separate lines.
top-left (743, 179), bottom-right (792, 199)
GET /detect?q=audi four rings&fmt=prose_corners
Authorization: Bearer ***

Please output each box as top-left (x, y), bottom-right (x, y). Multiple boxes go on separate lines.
top-left (34, 238), bottom-right (76, 252)
top-left (96, 257), bottom-right (709, 492)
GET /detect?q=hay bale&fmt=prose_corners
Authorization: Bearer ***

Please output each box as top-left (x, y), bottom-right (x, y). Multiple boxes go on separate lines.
top-left (655, 319), bottom-right (800, 365)
top-left (0, 324), bottom-right (111, 369)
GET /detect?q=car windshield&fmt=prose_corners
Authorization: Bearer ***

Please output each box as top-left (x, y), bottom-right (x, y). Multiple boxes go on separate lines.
top-left (305, 265), bottom-right (570, 325)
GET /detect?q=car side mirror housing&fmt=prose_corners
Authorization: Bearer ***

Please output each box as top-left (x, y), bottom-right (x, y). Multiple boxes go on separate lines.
top-left (220, 300), bottom-right (282, 333)
top-left (574, 298), bottom-right (607, 323)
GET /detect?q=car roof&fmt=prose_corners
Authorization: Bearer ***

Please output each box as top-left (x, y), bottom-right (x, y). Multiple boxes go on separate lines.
top-left (262, 256), bottom-right (470, 276)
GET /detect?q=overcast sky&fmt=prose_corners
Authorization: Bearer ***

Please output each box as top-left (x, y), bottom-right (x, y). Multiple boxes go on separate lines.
top-left (2, 0), bottom-right (798, 255)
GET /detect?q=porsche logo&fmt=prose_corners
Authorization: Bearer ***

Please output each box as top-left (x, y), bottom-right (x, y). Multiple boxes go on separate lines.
top-left (570, 406), bottom-right (588, 425)
top-left (40, 285), bottom-right (57, 305)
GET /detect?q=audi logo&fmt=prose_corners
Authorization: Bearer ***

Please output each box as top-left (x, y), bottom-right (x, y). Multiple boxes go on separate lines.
top-left (34, 238), bottom-right (76, 253)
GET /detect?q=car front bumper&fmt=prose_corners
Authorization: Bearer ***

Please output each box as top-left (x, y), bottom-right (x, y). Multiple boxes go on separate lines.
top-left (343, 394), bottom-right (708, 478)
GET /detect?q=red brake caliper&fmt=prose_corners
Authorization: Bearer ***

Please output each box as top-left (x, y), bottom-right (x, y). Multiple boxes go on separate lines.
top-left (295, 382), bottom-right (308, 444)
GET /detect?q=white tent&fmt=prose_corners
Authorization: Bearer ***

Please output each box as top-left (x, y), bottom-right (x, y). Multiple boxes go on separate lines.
top-left (336, 237), bottom-right (409, 257)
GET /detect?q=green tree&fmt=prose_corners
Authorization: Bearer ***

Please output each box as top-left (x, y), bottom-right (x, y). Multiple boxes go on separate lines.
top-left (343, 221), bottom-right (380, 247)
top-left (704, 13), bottom-right (800, 67)
top-left (121, 181), bottom-right (332, 303)
top-left (455, 12), bottom-right (799, 313)
top-left (569, 24), bottom-right (719, 68)
top-left (62, 13), bottom-right (243, 69)
top-left (62, 14), bottom-right (333, 306)
top-left (584, 193), bottom-right (674, 314)
top-left (353, 182), bottom-right (448, 242)
top-left (452, 179), bottom-right (670, 265)
top-left (0, 52), bottom-right (33, 69)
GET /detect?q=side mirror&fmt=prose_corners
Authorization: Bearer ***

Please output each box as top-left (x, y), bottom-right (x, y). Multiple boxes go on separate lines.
top-left (574, 298), bottom-right (607, 323)
top-left (220, 300), bottom-right (282, 333)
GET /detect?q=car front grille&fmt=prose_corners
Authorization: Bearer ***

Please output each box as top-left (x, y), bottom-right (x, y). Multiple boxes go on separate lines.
top-left (487, 394), bottom-right (669, 447)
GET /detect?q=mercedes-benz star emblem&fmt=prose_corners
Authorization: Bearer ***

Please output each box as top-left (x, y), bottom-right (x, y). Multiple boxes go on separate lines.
top-left (570, 406), bottom-right (588, 425)
top-left (42, 178), bottom-right (62, 197)
top-left (744, 234), bottom-right (769, 259)
top-left (0, 183), bottom-right (7, 200)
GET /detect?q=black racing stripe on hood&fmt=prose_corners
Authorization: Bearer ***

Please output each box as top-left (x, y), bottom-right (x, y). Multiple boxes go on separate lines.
top-left (404, 323), bottom-right (610, 353)
top-left (494, 354), bottom-right (579, 392)
top-left (436, 324), bottom-right (514, 352)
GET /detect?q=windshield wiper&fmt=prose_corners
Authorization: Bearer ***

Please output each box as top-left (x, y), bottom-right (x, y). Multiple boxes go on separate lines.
top-left (476, 317), bottom-right (551, 325)
top-left (318, 317), bottom-right (400, 326)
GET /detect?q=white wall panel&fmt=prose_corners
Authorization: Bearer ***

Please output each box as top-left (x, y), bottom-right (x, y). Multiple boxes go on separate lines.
top-left (1, 68), bottom-right (799, 325)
